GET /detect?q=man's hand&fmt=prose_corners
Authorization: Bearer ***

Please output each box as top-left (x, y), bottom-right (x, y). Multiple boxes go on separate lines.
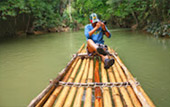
top-left (89, 21), bottom-right (108, 36)
top-left (96, 21), bottom-right (106, 30)
top-left (98, 21), bottom-right (110, 38)
top-left (96, 22), bottom-right (102, 29)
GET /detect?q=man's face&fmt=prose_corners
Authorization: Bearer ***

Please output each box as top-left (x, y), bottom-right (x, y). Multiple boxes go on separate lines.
top-left (92, 22), bottom-right (97, 27)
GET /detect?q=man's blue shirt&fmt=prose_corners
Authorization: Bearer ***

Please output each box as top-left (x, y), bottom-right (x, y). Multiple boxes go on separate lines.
top-left (84, 24), bottom-right (111, 44)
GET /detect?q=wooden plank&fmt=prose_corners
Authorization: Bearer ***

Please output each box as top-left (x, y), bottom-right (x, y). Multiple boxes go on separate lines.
top-left (73, 59), bottom-right (90, 107)
top-left (54, 59), bottom-right (82, 107)
top-left (63, 59), bottom-right (87, 107)
top-left (101, 62), bottom-right (112, 107)
top-left (94, 57), bottom-right (103, 107)
top-left (84, 59), bottom-right (94, 107)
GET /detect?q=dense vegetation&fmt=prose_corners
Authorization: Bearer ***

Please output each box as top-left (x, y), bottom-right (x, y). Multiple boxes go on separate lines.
top-left (0, 0), bottom-right (169, 37)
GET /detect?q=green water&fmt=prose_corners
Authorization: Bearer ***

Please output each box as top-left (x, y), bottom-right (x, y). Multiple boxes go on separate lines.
top-left (0, 29), bottom-right (170, 106)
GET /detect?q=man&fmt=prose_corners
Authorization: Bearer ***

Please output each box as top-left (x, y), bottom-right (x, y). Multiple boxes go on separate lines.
top-left (84, 13), bottom-right (114, 69)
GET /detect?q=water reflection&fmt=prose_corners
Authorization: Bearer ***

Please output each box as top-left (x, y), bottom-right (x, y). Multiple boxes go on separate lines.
top-left (147, 35), bottom-right (170, 50)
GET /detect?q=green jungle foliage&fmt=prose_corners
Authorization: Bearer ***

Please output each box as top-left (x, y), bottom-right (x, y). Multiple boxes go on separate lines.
top-left (0, 0), bottom-right (169, 37)
top-left (0, 0), bottom-right (64, 29)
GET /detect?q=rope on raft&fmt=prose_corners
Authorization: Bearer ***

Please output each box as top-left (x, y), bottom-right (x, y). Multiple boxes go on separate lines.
top-left (58, 81), bottom-right (140, 88)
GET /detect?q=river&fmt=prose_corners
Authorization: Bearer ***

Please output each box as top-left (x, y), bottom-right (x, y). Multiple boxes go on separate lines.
top-left (0, 29), bottom-right (170, 106)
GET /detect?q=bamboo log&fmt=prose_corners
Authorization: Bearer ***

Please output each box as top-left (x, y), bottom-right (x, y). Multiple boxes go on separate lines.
top-left (73, 59), bottom-right (90, 107)
top-left (107, 65), bottom-right (123, 107)
top-left (43, 58), bottom-right (79, 107)
top-left (54, 59), bottom-right (82, 107)
top-left (36, 86), bottom-right (55, 107)
top-left (77, 43), bottom-right (85, 53)
top-left (28, 55), bottom-right (77, 107)
top-left (28, 83), bottom-right (55, 107)
top-left (63, 59), bottom-right (87, 107)
top-left (137, 86), bottom-right (155, 107)
top-left (29, 44), bottom-right (84, 107)
top-left (42, 44), bottom-right (85, 107)
top-left (101, 62), bottom-right (112, 107)
top-left (94, 57), bottom-right (103, 107)
top-left (112, 64), bottom-right (134, 107)
top-left (84, 59), bottom-right (94, 107)
top-left (81, 49), bottom-right (87, 53)
top-left (116, 55), bottom-right (155, 107)
top-left (115, 61), bottom-right (142, 107)
top-left (111, 49), bottom-right (155, 107)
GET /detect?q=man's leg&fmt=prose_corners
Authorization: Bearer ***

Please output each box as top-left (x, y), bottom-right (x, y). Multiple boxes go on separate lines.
top-left (87, 39), bottom-right (114, 69)
top-left (87, 39), bottom-right (107, 55)
top-left (99, 54), bottom-right (108, 62)
top-left (99, 54), bottom-right (114, 69)
top-left (87, 39), bottom-right (98, 53)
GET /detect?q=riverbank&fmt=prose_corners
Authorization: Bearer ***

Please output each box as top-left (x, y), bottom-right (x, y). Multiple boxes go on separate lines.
top-left (0, 20), bottom-right (169, 39)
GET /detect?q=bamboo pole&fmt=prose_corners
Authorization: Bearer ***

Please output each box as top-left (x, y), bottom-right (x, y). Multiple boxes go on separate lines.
top-left (107, 65), bottom-right (123, 107)
top-left (137, 86), bottom-right (155, 107)
top-left (54, 59), bottom-right (82, 107)
top-left (107, 48), bottom-right (123, 107)
top-left (81, 49), bottom-right (86, 53)
top-left (73, 59), bottom-right (90, 107)
top-left (28, 44), bottom-right (85, 107)
top-left (101, 62), bottom-right (112, 107)
top-left (111, 49), bottom-right (155, 107)
top-left (43, 44), bottom-right (85, 107)
top-left (77, 43), bottom-right (85, 53)
top-left (63, 59), bottom-right (87, 107)
top-left (115, 60), bottom-right (142, 107)
top-left (36, 86), bottom-right (55, 107)
top-left (28, 55), bottom-right (77, 107)
top-left (94, 57), bottom-right (103, 107)
top-left (84, 59), bottom-right (94, 107)
top-left (112, 65), bottom-right (134, 107)
top-left (43, 58), bottom-right (79, 107)
top-left (28, 83), bottom-right (54, 107)
top-left (117, 55), bottom-right (155, 107)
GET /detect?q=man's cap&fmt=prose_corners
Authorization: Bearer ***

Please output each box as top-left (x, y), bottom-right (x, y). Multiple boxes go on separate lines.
top-left (90, 13), bottom-right (99, 23)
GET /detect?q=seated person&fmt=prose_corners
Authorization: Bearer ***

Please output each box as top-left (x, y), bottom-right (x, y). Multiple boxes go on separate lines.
top-left (84, 13), bottom-right (114, 69)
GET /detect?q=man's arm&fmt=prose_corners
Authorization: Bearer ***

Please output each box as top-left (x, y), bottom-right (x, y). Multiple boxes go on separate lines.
top-left (88, 23), bottom-right (101, 36)
top-left (88, 27), bottom-right (98, 36)
top-left (102, 26), bottom-right (111, 38)
top-left (100, 22), bottom-right (111, 38)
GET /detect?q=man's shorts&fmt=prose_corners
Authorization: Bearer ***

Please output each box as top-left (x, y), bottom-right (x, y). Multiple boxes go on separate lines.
top-left (86, 43), bottom-right (108, 56)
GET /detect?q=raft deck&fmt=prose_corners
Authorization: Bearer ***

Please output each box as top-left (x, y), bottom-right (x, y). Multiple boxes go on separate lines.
top-left (28, 44), bottom-right (155, 107)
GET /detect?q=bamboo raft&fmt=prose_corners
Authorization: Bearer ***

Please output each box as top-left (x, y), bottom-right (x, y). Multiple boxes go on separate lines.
top-left (28, 44), bottom-right (155, 107)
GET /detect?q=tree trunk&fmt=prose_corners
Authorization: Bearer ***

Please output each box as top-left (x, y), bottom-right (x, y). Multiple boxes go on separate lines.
top-left (131, 11), bottom-right (138, 25)
top-left (69, 0), bottom-right (72, 22)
